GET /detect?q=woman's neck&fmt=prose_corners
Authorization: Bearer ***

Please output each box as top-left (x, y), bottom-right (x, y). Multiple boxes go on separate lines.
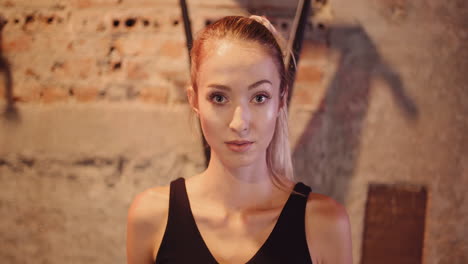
top-left (190, 152), bottom-right (293, 213)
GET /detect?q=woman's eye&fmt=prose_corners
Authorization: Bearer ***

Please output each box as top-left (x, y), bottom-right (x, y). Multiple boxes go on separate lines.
top-left (253, 94), bottom-right (270, 104)
top-left (209, 93), bottom-right (227, 104)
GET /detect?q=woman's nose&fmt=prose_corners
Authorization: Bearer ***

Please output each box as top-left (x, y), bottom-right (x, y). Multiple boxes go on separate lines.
top-left (229, 105), bottom-right (250, 134)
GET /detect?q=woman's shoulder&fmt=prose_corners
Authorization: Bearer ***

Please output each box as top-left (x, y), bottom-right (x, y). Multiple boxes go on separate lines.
top-left (305, 192), bottom-right (349, 221)
top-left (304, 191), bottom-right (353, 263)
top-left (127, 184), bottom-right (171, 263)
top-left (305, 191), bottom-right (351, 237)
top-left (127, 184), bottom-right (171, 225)
top-left (127, 184), bottom-right (171, 243)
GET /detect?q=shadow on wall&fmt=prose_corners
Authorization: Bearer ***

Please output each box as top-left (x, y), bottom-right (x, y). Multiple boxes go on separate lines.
top-left (0, 15), bottom-right (18, 121)
top-left (292, 23), bottom-right (419, 204)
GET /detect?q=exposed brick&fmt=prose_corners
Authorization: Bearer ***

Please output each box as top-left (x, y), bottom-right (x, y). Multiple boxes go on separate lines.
top-left (249, 0), bottom-right (299, 9)
top-left (0, 0), bottom-right (14, 7)
top-left (2, 33), bottom-right (33, 53)
top-left (51, 58), bottom-right (97, 80)
top-left (190, 0), bottom-right (248, 8)
top-left (168, 84), bottom-right (189, 104)
top-left (72, 85), bottom-right (100, 102)
top-left (66, 36), bottom-right (111, 57)
top-left (139, 85), bottom-right (169, 104)
top-left (69, 9), bottom-right (110, 34)
top-left (159, 39), bottom-right (187, 59)
top-left (188, 8), bottom-right (249, 34)
top-left (70, 0), bottom-right (120, 9)
top-left (0, 11), bottom-right (68, 35)
top-left (295, 64), bottom-right (324, 84)
top-left (113, 35), bottom-right (160, 56)
top-left (11, 80), bottom-right (42, 103)
top-left (67, 0), bottom-right (247, 8)
top-left (291, 86), bottom-right (314, 106)
top-left (95, 9), bottom-right (181, 34)
top-left (24, 68), bottom-right (41, 80)
top-left (20, 34), bottom-right (72, 61)
top-left (126, 61), bottom-right (149, 80)
top-left (290, 79), bottom-right (327, 107)
top-left (160, 70), bottom-right (189, 84)
top-left (114, 0), bottom-right (180, 7)
top-left (40, 85), bottom-right (69, 103)
top-left (0, 0), bottom-right (69, 8)
top-left (300, 41), bottom-right (330, 61)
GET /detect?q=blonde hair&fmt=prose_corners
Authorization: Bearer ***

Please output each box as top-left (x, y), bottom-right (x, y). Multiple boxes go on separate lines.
top-left (190, 15), bottom-right (295, 188)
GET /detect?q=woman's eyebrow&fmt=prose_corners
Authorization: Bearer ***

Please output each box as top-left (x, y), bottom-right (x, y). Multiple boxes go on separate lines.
top-left (207, 79), bottom-right (272, 91)
top-left (248, 80), bottom-right (273, 89)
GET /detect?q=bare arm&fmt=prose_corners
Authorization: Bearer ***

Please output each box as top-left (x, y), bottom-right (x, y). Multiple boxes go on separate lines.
top-left (306, 194), bottom-right (353, 264)
top-left (126, 192), bottom-right (158, 264)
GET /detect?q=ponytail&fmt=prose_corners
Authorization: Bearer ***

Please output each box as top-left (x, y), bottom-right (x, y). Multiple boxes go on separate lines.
top-left (248, 15), bottom-right (295, 188)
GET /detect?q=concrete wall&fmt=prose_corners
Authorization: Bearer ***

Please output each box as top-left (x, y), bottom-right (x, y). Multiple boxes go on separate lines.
top-left (0, 0), bottom-right (466, 263)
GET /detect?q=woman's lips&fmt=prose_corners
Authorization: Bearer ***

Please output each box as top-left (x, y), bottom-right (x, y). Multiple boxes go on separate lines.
top-left (225, 141), bottom-right (254, 153)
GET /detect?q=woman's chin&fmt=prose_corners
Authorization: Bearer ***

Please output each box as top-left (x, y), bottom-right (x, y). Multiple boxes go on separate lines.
top-left (209, 144), bottom-right (266, 168)
top-left (219, 151), bottom-right (261, 168)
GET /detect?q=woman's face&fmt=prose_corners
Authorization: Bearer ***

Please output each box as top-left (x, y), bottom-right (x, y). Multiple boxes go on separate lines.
top-left (193, 39), bottom-right (282, 168)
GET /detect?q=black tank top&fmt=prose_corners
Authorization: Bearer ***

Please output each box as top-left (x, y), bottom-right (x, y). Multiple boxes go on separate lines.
top-left (155, 177), bottom-right (313, 264)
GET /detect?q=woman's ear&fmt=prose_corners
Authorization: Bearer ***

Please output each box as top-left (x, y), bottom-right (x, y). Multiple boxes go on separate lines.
top-left (186, 85), bottom-right (200, 116)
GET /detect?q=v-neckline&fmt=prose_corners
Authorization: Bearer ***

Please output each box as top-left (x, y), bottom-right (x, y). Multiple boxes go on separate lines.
top-left (180, 178), bottom-right (298, 264)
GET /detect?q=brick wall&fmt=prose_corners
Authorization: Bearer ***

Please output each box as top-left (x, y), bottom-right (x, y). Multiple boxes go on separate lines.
top-left (1, 0), bottom-right (467, 263)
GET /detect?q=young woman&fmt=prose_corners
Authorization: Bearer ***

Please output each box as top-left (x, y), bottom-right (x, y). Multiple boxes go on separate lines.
top-left (127, 15), bottom-right (352, 264)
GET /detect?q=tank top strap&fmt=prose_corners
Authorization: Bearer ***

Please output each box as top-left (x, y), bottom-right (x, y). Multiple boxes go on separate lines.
top-left (246, 181), bottom-right (313, 263)
top-left (168, 177), bottom-right (191, 222)
top-left (163, 177), bottom-right (195, 239)
top-left (167, 177), bottom-right (207, 241)
top-left (267, 181), bottom-right (312, 243)
top-left (294, 182), bottom-right (312, 197)
top-left (156, 177), bottom-right (216, 263)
